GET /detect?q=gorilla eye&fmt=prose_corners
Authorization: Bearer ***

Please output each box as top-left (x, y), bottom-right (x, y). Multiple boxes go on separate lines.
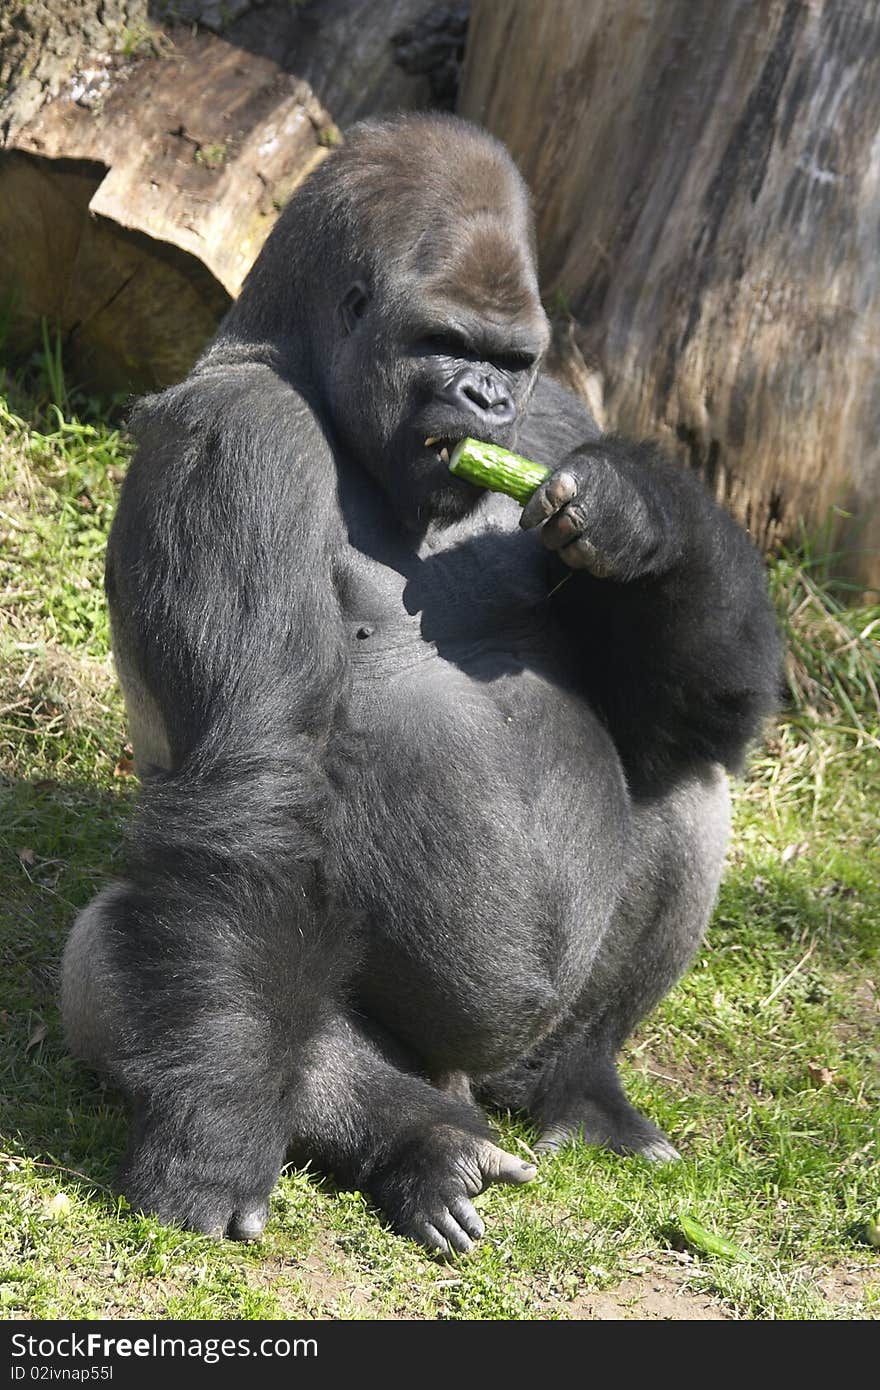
top-left (424, 332), bottom-right (470, 359)
top-left (496, 351), bottom-right (537, 373)
top-left (340, 282), bottom-right (371, 334)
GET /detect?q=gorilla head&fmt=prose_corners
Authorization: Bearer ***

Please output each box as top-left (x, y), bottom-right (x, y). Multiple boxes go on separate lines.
top-left (221, 116), bottom-right (551, 527)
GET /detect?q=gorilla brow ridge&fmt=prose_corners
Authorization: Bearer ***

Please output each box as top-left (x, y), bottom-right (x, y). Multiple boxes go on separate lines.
top-left (297, 116), bottom-right (535, 284)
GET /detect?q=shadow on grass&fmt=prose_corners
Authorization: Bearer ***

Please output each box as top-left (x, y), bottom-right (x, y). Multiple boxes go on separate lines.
top-left (0, 774), bottom-right (132, 1192)
top-left (715, 851), bottom-right (880, 969)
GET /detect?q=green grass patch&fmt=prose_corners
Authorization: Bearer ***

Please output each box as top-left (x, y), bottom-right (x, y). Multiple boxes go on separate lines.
top-left (0, 378), bottom-right (877, 1320)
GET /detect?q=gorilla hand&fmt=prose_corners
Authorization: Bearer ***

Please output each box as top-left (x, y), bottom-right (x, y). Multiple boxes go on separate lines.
top-left (520, 442), bottom-right (671, 582)
top-left (365, 1124), bottom-right (536, 1256)
top-left (119, 1101), bottom-right (285, 1241)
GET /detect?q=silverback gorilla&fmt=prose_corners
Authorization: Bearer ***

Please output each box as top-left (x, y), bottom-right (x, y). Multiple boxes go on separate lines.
top-left (62, 114), bottom-right (780, 1255)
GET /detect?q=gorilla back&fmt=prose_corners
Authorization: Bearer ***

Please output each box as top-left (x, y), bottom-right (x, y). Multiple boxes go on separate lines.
top-left (62, 114), bottom-right (781, 1255)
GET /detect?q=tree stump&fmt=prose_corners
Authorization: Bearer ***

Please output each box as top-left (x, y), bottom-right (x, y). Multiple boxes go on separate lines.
top-left (0, 0), bottom-right (444, 393)
top-left (460, 0), bottom-right (880, 589)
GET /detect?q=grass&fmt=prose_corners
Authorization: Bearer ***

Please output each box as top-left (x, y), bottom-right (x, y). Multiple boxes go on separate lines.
top-left (0, 365), bottom-right (877, 1321)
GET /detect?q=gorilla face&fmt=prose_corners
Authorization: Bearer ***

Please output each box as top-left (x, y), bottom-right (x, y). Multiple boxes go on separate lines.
top-left (329, 313), bottom-right (549, 526)
top-left (312, 125), bottom-right (551, 528)
top-left (329, 277), bottom-right (549, 527)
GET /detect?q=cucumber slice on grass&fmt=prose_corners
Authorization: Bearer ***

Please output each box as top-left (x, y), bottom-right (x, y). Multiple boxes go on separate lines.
top-left (677, 1215), bottom-right (753, 1262)
top-left (449, 438), bottom-right (551, 506)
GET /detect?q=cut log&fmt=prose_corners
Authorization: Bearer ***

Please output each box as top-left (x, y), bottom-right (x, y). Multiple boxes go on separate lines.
top-left (1, 26), bottom-right (333, 393)
top-left (460, 0), bottom-right (880, 589)
top-left (0, 0), bottom-right (444, 393)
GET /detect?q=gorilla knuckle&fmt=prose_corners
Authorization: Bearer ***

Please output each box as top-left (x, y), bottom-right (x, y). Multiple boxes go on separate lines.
top-left (546, 470), bottom-right (578, 506)
top-left (560, 502), bottom-right (589, 536)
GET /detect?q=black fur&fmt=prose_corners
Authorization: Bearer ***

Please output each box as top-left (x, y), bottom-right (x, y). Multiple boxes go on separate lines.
top-left (62, 114), bottom-right (781, 1254)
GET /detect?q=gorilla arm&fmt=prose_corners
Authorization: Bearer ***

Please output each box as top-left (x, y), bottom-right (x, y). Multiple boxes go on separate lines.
top-left (75, 364), bottom-right (530, 1250)
top-left (517, 377), bottom-right (782, 791)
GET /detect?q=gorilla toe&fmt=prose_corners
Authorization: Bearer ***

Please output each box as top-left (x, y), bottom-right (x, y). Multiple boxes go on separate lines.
top-left (119, 1136), bottom-right (277, 1241)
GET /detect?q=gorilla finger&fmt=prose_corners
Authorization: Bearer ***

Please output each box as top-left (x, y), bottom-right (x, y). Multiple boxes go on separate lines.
top-left (520, 471), bottom-right (578, 530)
top-left (228, 1200), bottom-right (270, 1241)
top-left (449, 1195), bottom-right (485, 1240)
top-left (432, 1208), bottom-right (475, 1255)
top-left (477, 1141), bottom-right (537, 1186)
top-left (636, 1137), bottom-right (682, 1164)
top-left (540, 503), bottom-right (590, 551)
top-left (418, 1222), bottom-right (451, 1256)
top-left (533, 1123), bottom-right (573, 1155)
top-left (187, 1218), bottom-right (228, 1238)
top-left (559, 535), bottom-right (611, 575)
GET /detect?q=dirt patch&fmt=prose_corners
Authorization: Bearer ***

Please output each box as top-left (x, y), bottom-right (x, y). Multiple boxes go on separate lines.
top-left (832, 976), bottom-right (879, 1046)
top-left (629, 1047), bottom-right (700, 1090)
top-left (0, 645), bottom-right (115, 726)
top-left (246, 1235), bottom-right (381, 1319)
top-left (560, 1262), bottom-right (731, 1321)
top-left (249, 1238), bottom-right (879, 1321)
top-left (817, 1263), bottom-right (879, 1310)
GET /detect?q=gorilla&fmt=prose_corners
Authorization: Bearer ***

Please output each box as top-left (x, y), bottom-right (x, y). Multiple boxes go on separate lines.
top-left (62, 114), bottom-right (780, 1255)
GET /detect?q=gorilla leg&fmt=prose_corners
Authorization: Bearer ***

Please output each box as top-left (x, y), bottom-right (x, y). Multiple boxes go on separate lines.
top-left (64, 872), bottom-right (534, 1255)
top-left (480, 767), bottom-right (731, 1160)
top-left (64, 886), bottom-right (272, 1239)
top-left (62, 884), bottom-right (128, 1073)
top-left (63, 862), bottom-right (337, 1239)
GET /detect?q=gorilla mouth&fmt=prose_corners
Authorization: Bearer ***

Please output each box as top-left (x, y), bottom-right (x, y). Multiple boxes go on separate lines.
top-left (424, 436), bottom-right (457, 464)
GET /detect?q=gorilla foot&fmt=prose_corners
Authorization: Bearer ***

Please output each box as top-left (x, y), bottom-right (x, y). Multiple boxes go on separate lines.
top-left (367, 1124), bottom-right (536, 1257)
top-left (535, 1098), bottom-right (680, 1164)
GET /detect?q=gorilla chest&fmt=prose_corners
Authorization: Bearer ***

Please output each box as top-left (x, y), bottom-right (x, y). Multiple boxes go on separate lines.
top-left (338, 511), bottom-right (560, 680)
top-left (334, 536), bottom-right (628, 1070)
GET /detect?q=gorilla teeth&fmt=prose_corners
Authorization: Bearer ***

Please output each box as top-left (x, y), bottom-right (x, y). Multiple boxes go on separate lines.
top-left (424, 436), bottom-right (452, 463)
top-left (424, 436), bottom-right (451, 462)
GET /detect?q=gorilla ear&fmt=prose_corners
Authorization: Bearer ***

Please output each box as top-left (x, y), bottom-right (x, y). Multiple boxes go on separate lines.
top-left (340, 281), bottom-right (371, 335)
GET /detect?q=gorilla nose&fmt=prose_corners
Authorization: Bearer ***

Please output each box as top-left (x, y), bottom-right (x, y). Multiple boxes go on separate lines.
top-left (448, 368), bottom-right (516, 427)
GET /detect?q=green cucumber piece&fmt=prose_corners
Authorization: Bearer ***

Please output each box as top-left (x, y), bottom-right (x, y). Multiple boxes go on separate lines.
top-left (449, 438), bottom-right (551, 506)
top-left (678, 1215), bottom-right (752, 1262)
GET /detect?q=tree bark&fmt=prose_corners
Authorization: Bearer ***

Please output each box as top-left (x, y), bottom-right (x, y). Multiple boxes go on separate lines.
top-left (460, 0), bottom-right (880, 590)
